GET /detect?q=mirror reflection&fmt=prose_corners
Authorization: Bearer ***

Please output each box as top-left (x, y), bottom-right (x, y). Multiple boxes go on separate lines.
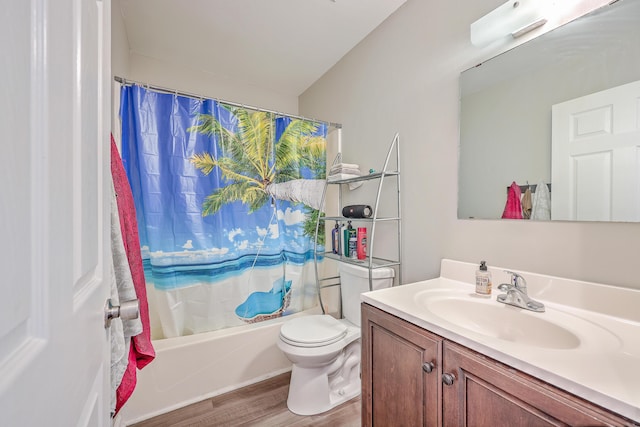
top-left (458, 0), bottom-right (640, 222)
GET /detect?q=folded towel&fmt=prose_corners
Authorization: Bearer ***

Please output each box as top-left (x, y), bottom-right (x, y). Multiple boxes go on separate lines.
top-left (330, 163), bottom-right (360, 174)
top-left (330, 162), bottom-right (359, 171)
top-left (531, 180), bottom-right (551, 220)
top-left (502, 181), bottom-right (523, 219)
top-left (330, 167), bottom-right (361, 176)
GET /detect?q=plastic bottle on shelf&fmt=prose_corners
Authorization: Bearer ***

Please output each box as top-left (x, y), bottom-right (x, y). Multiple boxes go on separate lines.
top-left (356, 227), bottom-right (367, 260)
top-left (344, 221), bottom-right (353, 257)
top-left (331, 221), bottom-right (341, 254)
top-left (348, 227), bottom-right (357, 259)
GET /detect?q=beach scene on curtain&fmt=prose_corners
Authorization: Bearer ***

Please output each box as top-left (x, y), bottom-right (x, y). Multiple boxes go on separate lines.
top-left (120, 85), bottom-right (327, 338)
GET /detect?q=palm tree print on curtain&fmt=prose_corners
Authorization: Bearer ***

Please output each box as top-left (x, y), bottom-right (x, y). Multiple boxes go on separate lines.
top-left (120, 85), bottom-right (326, 337)
top-left (189, 107), bottom-right (327, 323)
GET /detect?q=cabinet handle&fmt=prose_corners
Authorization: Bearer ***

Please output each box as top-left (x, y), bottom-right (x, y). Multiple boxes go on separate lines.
top-left (422, 361), bottom-right (435, 373)
top-left (442, 372), bottom-right (456, 386)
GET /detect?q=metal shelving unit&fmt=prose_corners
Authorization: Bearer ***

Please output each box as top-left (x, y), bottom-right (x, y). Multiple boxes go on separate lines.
top-left (314, 133), bottom-right (402, 314)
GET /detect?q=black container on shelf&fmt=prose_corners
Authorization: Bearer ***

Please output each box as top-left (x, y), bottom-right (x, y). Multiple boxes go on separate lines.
top-left (342, 205), bottom-right (372, 218)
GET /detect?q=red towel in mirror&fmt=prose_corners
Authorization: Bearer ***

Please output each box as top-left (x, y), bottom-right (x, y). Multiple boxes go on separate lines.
top-left (502, 181), bottom-right (523, 219)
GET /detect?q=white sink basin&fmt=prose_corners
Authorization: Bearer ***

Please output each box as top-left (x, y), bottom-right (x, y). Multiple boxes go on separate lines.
top-left (413, 288), bottom-right (620, 351)
top-left (417, 293), bottom-right (578, 349)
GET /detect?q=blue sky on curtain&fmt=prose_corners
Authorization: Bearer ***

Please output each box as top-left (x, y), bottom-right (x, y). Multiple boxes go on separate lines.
top-left (120, 85), bottom-right (327, 338)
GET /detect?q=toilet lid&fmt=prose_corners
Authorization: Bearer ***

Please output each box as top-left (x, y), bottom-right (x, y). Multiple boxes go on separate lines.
top-left (280, 315), bottom-right (348, 347)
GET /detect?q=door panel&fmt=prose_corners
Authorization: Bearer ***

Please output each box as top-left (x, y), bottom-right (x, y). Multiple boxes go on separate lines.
top-left (362, 304), bottom-right (441, 427)
top-left (573, 151), bottom-right (611, 221)
top-left (552, 80), bottom-right (640, 221)
top-left (0, 0), bottom-right (111, 425)
top-left (75, 0), bottom-right (101, 286)
top-left (442, 341), bottom-right (625, 426)
top-left (0, 0), bottom-right (35, 370)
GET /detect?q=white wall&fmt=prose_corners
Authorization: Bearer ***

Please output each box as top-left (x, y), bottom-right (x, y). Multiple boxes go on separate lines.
top-left (110, 0), bottom-right (298, 121)
top-left (111, 0), bottom-right (130, 143)
top-left (299, 0), bottom-right (640, 290)
top-left (111, 0), bottom-right (130, 78)
top-left (126, 53), bottom-right (298, 115)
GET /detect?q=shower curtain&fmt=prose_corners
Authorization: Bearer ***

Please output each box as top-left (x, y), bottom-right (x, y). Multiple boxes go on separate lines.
top-left (120, 84), bottom-right (327, 338)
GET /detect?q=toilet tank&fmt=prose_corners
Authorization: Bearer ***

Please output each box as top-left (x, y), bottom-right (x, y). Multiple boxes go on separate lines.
top-left (338, 263), bottom-right (395, 327)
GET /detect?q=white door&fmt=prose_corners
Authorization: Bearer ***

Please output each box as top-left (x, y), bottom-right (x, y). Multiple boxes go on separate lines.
top-left (552, 80), bottom-right (640, 221)
top-left (0, 0), bottom-right (112, 426)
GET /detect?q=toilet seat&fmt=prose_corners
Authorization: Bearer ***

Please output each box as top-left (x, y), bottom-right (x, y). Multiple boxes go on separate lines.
top-left (280, 315), bottom-right (348, 348)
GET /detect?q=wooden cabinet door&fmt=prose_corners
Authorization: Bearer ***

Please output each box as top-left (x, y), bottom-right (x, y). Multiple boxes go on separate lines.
top-left (362, 304), bottom-right (442, 427)
top-left (442, 341), bottom-right (631, 427)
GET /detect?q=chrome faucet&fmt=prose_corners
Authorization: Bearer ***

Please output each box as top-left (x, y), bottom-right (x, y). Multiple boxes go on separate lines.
top-left (497, 271), bottom-right (545, 313)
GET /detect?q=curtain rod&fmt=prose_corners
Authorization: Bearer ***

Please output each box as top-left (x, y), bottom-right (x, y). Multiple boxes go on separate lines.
top-left (113, 76), bottom-right (342, 129)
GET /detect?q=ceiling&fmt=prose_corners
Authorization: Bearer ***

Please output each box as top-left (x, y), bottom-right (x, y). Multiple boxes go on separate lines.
top-left (118, 0), bottom-right (407, 97)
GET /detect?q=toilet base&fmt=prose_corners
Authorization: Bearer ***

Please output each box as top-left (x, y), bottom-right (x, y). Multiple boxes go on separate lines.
top-left (285, 341), bottom-right (361, 416)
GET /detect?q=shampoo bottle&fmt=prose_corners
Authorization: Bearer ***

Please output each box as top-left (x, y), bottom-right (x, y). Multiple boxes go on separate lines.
top-left (348, 227), bottom-right (357, 259)
top-left (331, 222), bottom-right (340, 254)
top-left (344, 221), bottom-right (353, 257)
top-left (356, 227), bottom-right (367, 260)
top-left (475, 260), bottom-right (492, 296)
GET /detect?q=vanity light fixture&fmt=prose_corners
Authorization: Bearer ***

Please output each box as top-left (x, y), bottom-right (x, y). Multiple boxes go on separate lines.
top-left (471, 0), bottom-right (550, 47)
top-left (511, 17), bottom-right (548, 38)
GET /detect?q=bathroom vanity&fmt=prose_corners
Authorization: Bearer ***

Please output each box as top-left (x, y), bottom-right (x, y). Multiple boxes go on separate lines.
top-left (361, 260), bottom-right (640, 426)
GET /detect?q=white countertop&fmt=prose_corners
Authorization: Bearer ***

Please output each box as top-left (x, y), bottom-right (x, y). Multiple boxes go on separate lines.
top-left (361, 259), bottom-right (640, 423)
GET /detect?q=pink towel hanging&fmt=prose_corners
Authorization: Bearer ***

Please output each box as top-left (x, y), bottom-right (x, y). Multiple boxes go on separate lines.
top-left (111, 135), bottom-right (156, 414)
top-left (502, 181), bottom-right (523, 219)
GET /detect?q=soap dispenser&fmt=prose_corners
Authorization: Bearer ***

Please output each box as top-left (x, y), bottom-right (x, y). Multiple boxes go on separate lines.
top-left (475, 260), bottom-right (492, 296)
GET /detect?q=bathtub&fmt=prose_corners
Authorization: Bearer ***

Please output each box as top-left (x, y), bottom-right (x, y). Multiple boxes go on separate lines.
top-left (119, 306), bottom-right (322, 425)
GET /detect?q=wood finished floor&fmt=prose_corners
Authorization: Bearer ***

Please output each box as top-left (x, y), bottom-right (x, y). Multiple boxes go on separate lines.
top-left (130, 372), bottom-right (361, 427)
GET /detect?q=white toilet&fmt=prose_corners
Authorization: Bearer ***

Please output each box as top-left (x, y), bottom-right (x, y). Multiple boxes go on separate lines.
top-left (277, 263), bottom-right (394, 415)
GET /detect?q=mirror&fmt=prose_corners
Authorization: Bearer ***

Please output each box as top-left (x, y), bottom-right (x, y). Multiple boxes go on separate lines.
top-left (458, 0), bottom-right (640, 221)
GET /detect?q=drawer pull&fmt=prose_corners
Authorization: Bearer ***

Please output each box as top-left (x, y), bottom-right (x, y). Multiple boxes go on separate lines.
top-left (442, 373), bottom-right (456, 386)
top-left (422, 362), bottom-right (435, 373)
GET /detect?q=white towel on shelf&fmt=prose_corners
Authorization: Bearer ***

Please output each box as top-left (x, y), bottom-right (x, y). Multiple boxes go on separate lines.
top-left (330, 163), bottom-right (361, 175)
top-left (328, 160), bottom-right (363, 190)
top-left (531, 180), bottom-right (551, 220)
top-left (330, 162), bottom-right (360, 174)
top-left (331, 167), bottom-right (361, 176)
